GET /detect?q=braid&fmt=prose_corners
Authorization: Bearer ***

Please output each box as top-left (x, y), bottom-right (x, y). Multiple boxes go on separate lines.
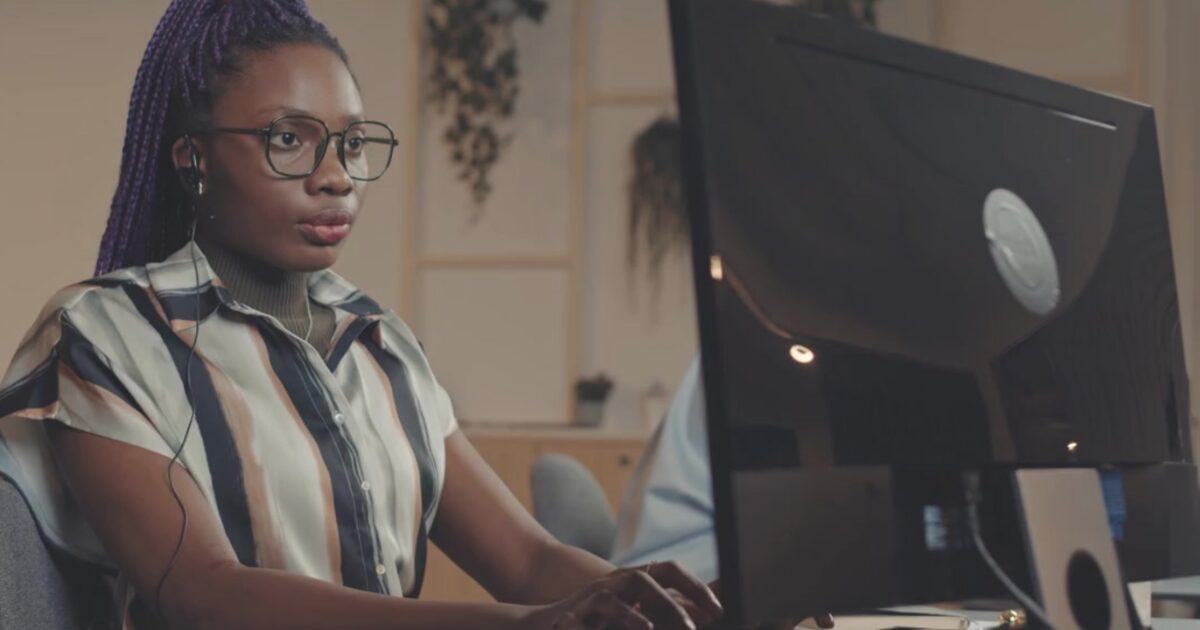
top-left (95, 0), bottom-right (350, 276)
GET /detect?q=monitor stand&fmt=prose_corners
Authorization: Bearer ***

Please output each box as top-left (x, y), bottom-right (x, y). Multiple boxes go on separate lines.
top-left (1011, 468), bottom-right (1143, 629)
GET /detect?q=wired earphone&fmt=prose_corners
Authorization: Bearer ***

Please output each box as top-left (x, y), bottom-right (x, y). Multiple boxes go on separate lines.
top-left (153, 135), bottom-right (206, 616)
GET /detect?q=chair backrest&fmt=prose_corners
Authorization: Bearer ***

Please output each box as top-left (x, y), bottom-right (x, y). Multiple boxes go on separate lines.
top-left (0, 476), bottom-right (85, 630)
top-left (530, 453), bottom-right (617, 558)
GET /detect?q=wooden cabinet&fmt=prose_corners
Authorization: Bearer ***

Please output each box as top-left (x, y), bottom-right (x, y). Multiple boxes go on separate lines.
top-left (421, 428), bottom-right (648, 602)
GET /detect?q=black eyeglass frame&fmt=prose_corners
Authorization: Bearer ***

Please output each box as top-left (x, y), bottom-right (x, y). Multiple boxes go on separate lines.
top-left (187, 114), bottom-right (400, 182)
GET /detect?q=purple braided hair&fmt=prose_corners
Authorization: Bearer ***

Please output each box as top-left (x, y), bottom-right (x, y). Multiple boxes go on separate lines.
top-left (94, 0), bottom-right (349, 276)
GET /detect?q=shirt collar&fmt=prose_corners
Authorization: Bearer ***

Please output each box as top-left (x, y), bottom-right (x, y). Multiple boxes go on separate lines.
top-left (145, 242), bottom-right (385, 322)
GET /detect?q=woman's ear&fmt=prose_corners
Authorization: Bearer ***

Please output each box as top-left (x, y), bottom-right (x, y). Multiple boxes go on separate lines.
top-left (170, 135), bottom-right (206, 193)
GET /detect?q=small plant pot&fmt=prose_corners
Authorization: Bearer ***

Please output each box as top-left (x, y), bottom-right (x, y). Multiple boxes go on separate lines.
top-left (574, 399), bottom-right (606, 428)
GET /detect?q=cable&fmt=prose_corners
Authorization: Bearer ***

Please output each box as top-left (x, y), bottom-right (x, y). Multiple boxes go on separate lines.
top-left (962, 471), bottom-right (1056, 630)
top-left (154, 210), bottom-right (205, 617)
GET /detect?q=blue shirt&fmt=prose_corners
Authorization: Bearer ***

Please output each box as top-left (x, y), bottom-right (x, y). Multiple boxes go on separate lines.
top-left (609, 357), bottom-right (717, 582)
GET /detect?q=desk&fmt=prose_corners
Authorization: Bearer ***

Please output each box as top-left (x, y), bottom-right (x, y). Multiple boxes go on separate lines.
top-left (823, 608), bottom-right (1200, 630)
top-left (854, 598), bottom-right (1200, 630)
top-left (1157, 577), bottom-right (1200, 602)
top-left (1155, 621), bottom-right (1200, 630)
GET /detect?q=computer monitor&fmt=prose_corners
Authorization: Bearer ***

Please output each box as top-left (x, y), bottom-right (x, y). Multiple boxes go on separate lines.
top-left (669, 0), bottom-right (1200, 624)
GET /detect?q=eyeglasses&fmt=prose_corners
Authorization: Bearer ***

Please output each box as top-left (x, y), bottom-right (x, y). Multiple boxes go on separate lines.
top-left (192, 114), bottom-right (400, 181)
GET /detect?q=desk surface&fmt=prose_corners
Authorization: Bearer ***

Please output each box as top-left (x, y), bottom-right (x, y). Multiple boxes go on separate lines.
top-left (1157, 577), bottom-right (1200, 600)
top-left (1155, 621), bottom-right (1200, 630)
top-left (876, 605), bottom-right (1200, 629)
top-left (821, 613), bottom-right (1199, 630)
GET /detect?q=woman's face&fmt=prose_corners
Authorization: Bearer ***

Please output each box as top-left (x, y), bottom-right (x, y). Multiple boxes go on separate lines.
top-left (176, 43), bottom-right (368, 272)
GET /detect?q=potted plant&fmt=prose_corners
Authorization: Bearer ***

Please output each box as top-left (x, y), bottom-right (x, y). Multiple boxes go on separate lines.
top-left (424, 0), bottom-right (548, 215)
top-left (573, 373), bottom-right (614, 428)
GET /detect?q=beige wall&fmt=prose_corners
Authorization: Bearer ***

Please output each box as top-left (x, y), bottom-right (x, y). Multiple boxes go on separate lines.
top-left (0, 2), bottom-right (158, 365)
top-left (408, 0), bottom-right (696, 431)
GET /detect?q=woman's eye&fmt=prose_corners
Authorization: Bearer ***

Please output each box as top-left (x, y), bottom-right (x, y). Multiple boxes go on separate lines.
top-left (345, 137), bottom-right (364, 153)
top-left (270, 132), bottom-right (302, 150)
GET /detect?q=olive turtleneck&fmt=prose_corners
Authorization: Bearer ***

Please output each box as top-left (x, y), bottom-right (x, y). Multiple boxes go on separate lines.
top-left (199, 241), bottom-right (337, 356)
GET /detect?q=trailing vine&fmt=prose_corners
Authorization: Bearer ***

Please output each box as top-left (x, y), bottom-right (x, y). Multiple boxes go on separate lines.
top-left (425, 0), bottom-right (548, 213)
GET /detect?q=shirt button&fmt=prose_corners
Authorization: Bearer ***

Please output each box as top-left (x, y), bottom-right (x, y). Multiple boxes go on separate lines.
top-left (360, 480), bottom-right (371, 492)
top-left (333, 413), bottom-right (345, 425)
top-left (375, 564), bottom-right (387, 577)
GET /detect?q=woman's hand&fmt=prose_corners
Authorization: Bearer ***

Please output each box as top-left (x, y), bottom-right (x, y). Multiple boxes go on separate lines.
top-left (519, 562), bottom-right (723, 629)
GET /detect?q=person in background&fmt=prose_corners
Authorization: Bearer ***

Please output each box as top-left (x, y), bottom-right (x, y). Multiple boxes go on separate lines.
top-left (611, 357), bottom-right (714, 582)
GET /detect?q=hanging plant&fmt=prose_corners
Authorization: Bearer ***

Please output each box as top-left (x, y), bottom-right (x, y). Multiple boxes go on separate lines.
top-left (627, 116), bottom-right (687, 300)
top-left (626, 0), bottom-right (878, 294)
top-left (425, 0), bottom-right (548, 214)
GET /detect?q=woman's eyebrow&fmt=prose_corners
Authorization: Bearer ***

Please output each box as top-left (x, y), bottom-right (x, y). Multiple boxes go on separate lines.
top-left (256, 104), bottom-right (310, 118)
top-left (255, 105), bottom-right (368, 125)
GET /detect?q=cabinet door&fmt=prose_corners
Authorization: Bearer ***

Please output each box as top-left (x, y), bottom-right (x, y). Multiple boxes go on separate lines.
top-left (421, 435), bottom-right (538, 602)
top-left (422, 545), bottom-right (491, 602)
top-left (592, 441), bottom-right (645, 513)
top-left (471, 435), bottom-right (537, 511)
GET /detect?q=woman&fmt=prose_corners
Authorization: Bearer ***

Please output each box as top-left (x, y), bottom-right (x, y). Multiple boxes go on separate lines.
top-left (0, 1), bottom-right (722, 628)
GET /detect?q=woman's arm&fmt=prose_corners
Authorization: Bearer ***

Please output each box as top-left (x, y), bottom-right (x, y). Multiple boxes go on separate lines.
top-left (431, 432), bottom-right (722, 628)
top-left (50, 424), bottom-right (713, 630)
top-left (48, 424), bottom-right (529, 630)
top-left (430, 431), bottom-right (617, 604)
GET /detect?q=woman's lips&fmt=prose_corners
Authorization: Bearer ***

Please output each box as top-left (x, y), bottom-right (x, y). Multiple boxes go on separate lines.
top-left (299, 209), bottom-right (353, 245)
top-left (298, 223), bottom-right (350, 245)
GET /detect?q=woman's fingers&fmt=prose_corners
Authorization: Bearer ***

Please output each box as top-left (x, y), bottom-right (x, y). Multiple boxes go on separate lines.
top-left (550, 610), bottom-right (584, 630)
top-left (608, 568), bottom-right (698, 630)
top-left (642, 561), bottom-right (723, 623)
top-left (577, 588), bottom-right (654, 630)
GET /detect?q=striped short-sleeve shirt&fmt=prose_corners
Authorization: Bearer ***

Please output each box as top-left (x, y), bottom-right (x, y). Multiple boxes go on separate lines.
top-left (0, 242), bottom-right (457, 600)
